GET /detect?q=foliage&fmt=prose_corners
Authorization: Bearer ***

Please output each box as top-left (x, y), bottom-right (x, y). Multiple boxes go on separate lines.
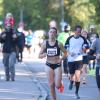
top-left (90, 0), bottom-right (100, 30)
top-left (0, 0), bottom-right (99, 32)
top-left (64, 0), bottom-right (95, 29)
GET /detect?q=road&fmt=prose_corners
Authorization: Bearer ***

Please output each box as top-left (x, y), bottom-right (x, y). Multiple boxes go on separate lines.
top-left (25, 58), bottom-right (100, 100)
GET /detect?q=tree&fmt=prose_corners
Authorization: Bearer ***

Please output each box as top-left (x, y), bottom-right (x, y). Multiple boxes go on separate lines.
top-left (64, 0), bottom-right (95, 29)
top-left (90, 0), bottom-right (100, 30)
top-left (1, 0), bottom-right (99, 31)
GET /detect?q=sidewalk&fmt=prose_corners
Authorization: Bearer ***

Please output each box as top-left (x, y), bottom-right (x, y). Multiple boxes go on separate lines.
top-left (0, 59), bottom-right (41, 100)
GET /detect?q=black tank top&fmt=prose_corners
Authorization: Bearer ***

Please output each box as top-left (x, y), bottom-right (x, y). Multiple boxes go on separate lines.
top-left (46, 40), bottom-right (60, 57)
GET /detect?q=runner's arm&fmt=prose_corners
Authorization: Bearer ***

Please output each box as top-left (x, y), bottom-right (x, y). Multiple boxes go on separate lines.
top-left (38, 41), bottom-right (46, 59)
top-left (59, 42), bottom-right (68, 60)
top-left (88, 39), bottom-right (96, 55)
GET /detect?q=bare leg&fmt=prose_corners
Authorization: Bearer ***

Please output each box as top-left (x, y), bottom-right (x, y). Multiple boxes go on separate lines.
top-left (82, 64), bottom-right (88, 84)
top-left (50, 82), bottom-right (56, 100)
top-left (55, 67), bottom-right (62, 88)
top-left (45, 67), bottom-right (56, 100)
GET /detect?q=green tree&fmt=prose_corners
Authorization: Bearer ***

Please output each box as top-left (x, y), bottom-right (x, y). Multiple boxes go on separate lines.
top-left (2, 0), bottom-right (61, 30)
top-left (90, 0), bottom-right (100, 30)
top-left (64, 0), bottom-right (95, 29)
top-left (1, 0), bottom-right (98, 31)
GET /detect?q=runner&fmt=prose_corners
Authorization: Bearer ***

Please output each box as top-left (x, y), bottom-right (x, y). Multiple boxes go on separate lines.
top-left (57, 24), bottom-right (70, 74)
top-left (38, 27), bottom-right (67, 100)
top-left (88, 37), bottom-right (100, 94)
top-left (25, 30), bottom-right (33, 54)
top-left (65, 25), bottom-right (88, 99)
top-left (81, 30), bottom-right (90, 84)
top-left (88, 25), bottom-right (99, 70)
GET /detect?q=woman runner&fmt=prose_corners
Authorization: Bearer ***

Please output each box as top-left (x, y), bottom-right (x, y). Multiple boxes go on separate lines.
top-left (38, 27), bottom-right (67, 100)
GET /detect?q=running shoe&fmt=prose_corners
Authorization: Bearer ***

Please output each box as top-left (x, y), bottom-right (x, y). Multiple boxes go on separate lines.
top-left (82, 77), bottom-right (87, 84)
top-left (82, 81), bottom-right (87, 84)
top-left (75, 92), bottom-right (80, 99)
top-left (58, 83), bottom-right (64, 93)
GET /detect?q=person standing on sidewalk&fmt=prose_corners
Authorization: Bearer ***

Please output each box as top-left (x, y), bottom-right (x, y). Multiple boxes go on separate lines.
top-left (16, 27), bottom-right (25, 62)
top-left (4, 12), bottom-right (15, 28)
top-left (65, 25), bottom-right (89, 99)
top-left (38, 27), bottom-right (67, 100)
top-left (0, 13), bottom-right (17, 81)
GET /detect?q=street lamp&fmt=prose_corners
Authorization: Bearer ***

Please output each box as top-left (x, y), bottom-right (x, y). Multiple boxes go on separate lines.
top-left (19, 6), bottom-right (24, 29)
top-left (61, 0), bottom-right (64, 23)
top-left (18, 0), bottom-right (24, 28)
top-left (60, 0), bottom-right (67, 31)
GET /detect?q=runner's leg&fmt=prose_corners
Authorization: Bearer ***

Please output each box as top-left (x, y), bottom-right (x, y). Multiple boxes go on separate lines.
top-left (45, 66), bottom-right (56, 100)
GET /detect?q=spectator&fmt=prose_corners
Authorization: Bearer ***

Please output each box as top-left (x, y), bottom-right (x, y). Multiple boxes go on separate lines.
top-left (16, 27), bottom-right (25, 62)
top-left (4, 12), bottom-right (15, 28)
top-left (0, 21), bottom-right (17, 81)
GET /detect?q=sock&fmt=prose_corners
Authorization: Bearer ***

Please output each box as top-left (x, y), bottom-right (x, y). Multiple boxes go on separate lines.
top-left (75, 82), bottom-right (80, 94)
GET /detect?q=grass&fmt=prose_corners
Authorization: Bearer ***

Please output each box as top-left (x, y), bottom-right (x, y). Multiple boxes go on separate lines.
top-left (88, 69), bottom-right (95, 76)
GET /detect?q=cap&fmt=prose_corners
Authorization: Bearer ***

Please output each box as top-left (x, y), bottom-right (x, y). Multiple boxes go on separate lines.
top-left (64, 24), bottom-right (70, 31)
top-left (90, 25), bottom-right (95, 29)
top-left (6, 12), bottom-right (13, 18)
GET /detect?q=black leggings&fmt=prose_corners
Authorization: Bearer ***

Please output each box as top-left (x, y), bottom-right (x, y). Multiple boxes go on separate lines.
top-left (96, 67), bottom-right (100, 89)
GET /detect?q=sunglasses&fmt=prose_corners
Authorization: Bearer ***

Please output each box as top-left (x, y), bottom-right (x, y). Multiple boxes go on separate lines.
top-left (49, 30), bottom-right (56, 33)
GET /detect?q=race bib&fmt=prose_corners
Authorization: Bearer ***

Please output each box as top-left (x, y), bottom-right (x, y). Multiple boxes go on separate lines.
top-left (47, 48), bottom-right (57, 56)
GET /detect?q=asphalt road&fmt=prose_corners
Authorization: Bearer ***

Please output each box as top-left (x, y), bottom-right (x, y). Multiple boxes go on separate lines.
top-left (25, 59), bottom-right (100, 100)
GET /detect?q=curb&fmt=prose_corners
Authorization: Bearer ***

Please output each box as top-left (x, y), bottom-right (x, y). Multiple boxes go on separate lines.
top-left (24, 62), bottom-right (48, 100)
top-left (32, 77), bottom-right (48, 100)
